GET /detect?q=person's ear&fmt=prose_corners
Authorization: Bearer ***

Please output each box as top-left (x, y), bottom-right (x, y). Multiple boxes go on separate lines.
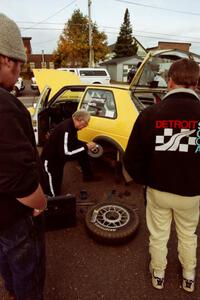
top-left (167, 77), bottom-right (174, 90)
top-left (2, 56), bottom-right (13, 69)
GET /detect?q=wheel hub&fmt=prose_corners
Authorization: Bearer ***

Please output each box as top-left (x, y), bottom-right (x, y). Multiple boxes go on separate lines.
top-left (91, 204), bottom-right (130, 229)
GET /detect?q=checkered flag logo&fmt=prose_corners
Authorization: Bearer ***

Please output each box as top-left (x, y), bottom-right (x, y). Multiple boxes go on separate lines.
top-left (155, 128), bottom-right (196, 152)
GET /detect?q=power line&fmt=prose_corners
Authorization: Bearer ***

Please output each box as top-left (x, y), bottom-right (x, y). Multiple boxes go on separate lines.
top-left (105, 32), bottom-right (200, 45)
top-left (19, 23), bottom-right (200, 40)
top-left (19, 20), bottom-right (200, 42)
top-left (31, 30), bottom-right (200, 47)
top-left (22, 0), bottom-right (76, 31)
top-left (17, 21), bottom-right (65, 25)
top-left (24, 25), bottom-right (200, 45)
top-left (20, 27), bottom-right (63, 31)
top-left (102, 27), bottom-right (200, 41)
top-left (33, 38), bottom-right (57, 45)
top-left (115, 0), bottom-right (200, 16)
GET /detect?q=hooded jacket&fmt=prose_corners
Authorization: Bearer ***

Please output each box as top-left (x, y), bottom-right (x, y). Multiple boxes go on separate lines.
top-left (124, 88), bottom-right (200, 196)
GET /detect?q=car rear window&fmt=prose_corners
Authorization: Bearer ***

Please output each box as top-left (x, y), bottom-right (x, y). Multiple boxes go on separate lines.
top-left (79, 70), bottom-right (108, 76)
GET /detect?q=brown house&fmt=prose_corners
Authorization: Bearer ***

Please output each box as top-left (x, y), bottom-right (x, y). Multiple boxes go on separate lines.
top-left (23, 37), bottom-right (32, 55)
top-left (147, 41), bottom-right (191, 52)
top-left (28, 53), bottom-right (54, 69)
top-left (21, 37), bottom-right (54, 75)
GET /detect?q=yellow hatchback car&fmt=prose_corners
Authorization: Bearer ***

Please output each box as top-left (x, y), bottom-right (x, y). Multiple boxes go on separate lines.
top-left (30, 49), bottom-right (200, 169)
top-left (30, 70), bottom-right (141, 167)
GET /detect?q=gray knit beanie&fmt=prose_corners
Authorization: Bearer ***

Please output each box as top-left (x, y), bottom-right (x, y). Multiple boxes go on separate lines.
top-left (0, 13), bottom-right (26, 63)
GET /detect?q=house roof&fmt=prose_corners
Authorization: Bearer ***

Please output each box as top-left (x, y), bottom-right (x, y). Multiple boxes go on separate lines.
top-left (100, 55), bottom-right (142, 65)
top-left (28, 54), bottom-right (53, 61)
top-left (147, 41), bottom-right (192, 52)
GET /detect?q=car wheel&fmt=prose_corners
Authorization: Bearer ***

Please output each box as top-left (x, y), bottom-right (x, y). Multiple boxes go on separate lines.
top-left (88, 144), bottom-right (104, 158)
top-left (85, 201), bottom-right (139, 244)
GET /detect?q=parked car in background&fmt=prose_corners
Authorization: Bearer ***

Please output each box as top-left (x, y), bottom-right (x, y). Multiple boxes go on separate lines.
top-left (31, 76), bottom-right (38, 90)
top-left (57, 67), bottom-right (111, 84)
top-left (11, 77), bottom-right (25, 96)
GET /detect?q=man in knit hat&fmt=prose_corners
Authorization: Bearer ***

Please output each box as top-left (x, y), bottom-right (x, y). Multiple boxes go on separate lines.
top-left (0, 14), bottom-right (47, 300)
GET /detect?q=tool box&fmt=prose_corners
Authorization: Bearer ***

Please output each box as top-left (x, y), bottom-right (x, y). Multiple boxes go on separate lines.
top-left (45, 194), bottom-right (76, 230)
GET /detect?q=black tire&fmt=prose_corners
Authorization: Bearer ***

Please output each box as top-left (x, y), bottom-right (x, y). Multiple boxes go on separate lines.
top-left (85, 201), bottom-right (139, 244)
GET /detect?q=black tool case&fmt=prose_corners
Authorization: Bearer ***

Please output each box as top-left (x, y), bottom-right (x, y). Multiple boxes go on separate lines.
top-left (45, 194), bottom-right (76, 230)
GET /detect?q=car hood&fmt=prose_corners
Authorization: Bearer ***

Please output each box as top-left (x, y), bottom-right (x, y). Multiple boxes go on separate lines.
top-left (33, 68), bottom-right (82, 98)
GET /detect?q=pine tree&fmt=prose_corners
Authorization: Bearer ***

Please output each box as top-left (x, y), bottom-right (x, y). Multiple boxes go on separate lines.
top-left (114, 8), bottom-right (138, 58)
top-left (53, 9), bottom-right (109, 67)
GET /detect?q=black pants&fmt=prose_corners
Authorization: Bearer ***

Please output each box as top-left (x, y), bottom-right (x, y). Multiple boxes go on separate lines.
top-left (44, 151), bottom-right (92, 196)
top-left (0, 215), bottom-right (45, 300)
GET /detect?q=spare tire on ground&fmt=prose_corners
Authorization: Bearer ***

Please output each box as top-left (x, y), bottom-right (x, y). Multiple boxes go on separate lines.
top-left (85, 201), bottom-right (139, 244)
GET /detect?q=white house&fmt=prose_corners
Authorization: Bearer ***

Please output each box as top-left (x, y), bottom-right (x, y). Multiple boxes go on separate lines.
top-left (100, 38), bottom-right (146, 82)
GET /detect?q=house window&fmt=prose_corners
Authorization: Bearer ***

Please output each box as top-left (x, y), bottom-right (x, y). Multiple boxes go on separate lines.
top-left (41, 62), bottom-right (47, 68)
top-left (49, 62), bottom-right (54, 69)
top-left (29, 62), bottom-right (35, 70)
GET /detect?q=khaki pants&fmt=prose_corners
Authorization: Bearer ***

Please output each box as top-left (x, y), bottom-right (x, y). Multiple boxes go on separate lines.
top-left (146, 187), bottom-right (200, 277)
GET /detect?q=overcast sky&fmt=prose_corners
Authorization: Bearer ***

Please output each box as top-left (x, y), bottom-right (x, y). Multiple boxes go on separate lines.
top-left (2, 0), bottom-right (200, 55)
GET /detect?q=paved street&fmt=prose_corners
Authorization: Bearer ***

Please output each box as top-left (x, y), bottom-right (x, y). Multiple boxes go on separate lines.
top-left (1, 158), bottom-right (200, 300)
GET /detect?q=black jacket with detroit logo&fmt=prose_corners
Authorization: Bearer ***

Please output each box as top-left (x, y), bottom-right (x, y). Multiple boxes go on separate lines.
top-left (124, 88), bottom-right (200, 196)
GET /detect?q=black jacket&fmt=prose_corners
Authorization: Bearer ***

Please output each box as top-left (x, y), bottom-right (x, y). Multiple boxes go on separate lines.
top-left (0, 87), bottom-right (46, 229)
top-left (124, 88), bottom-right (200, 196)
top-left (41, 118), bottom-right (87, 167)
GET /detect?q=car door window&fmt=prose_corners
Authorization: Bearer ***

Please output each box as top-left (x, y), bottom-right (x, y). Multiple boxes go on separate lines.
top-left (80, 89), bottom-right (116, 118)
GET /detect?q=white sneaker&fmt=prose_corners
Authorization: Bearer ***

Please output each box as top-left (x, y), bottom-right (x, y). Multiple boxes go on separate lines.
top-left (182, 270), bottom-right (195, 292)
top-left (149, 264), bottom-right (164, 289)
top-left (182, 278), bottom-right (195, 292)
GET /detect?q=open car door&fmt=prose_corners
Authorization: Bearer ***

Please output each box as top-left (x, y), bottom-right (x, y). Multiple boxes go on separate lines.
top-left (37, 85), bottom-right (87, 145)
top-left (128, 49), bottom-right (200, 106)
top-left (31, 69), bottom-right (83, 145)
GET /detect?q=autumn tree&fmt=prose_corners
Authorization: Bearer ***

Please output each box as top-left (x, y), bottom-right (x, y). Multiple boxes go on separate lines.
top-left (53, 9), bottom-right (109, 67)
top-left (114, 8), bottom-right (138, 58)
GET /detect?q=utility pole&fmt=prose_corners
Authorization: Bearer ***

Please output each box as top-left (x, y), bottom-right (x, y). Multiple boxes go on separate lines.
top-left (88, 0), bottom-right (94, 67)
top-left (41, 50), bottom-right (45, 68)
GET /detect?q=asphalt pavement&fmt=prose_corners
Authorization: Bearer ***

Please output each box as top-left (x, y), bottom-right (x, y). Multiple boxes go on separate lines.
top-left (42, 160), bottom-right (200, 300)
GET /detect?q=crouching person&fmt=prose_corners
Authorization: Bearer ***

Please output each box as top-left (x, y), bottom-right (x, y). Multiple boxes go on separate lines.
top-left (41, 109), bottom-right (99, 196)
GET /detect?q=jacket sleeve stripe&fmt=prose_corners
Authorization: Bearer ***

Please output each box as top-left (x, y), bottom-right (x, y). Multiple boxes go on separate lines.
top-left (44, 160), bottom-right (55, 197)
top-left (64, 132), bottom-right (85, 155)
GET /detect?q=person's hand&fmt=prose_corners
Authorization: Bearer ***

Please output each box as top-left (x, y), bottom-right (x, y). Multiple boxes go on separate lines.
top-left (86, 142), bottom-right (97, 150)
top-left (32, 196), bottom-right (48, 217)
